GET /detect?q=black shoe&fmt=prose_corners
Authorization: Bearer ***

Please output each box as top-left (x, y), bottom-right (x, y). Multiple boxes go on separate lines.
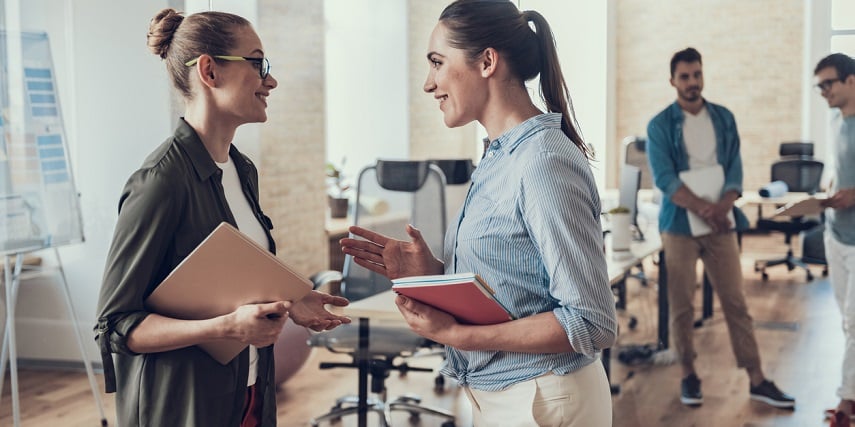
top-left (749, 380), bottom-right (795, 409)
top-left (680, 374), bottom-right (703, 406)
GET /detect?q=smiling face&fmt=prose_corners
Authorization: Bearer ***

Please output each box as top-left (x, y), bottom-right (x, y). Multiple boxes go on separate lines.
top-left (670, 60), bottom-right (704, 104)
top-left (815, 66), bottom-right (854, 111)
top-left (214, 25), bottom-right (278, 125)
top-left (422, 23), bottom-right (488, 129)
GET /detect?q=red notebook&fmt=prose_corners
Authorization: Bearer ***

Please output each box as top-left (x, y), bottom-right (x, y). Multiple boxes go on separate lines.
top-left (391, 273), bottom-right (514, 325)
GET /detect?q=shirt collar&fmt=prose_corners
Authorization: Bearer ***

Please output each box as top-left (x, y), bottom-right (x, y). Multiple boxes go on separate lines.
top-left (173, 118), bottom-right (250, 181)
top-left (490, 113), bottom-right (563, 154)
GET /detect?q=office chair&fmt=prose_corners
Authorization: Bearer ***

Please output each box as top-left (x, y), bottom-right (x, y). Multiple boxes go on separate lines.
top-left (779, 141), bottom-right (814, 158)
top-left (753, 155), bottom-right (826, 282)
top-left (309, 160), bottom-right (456, 427)
top-left (623, 135), bottom-right (654, 189)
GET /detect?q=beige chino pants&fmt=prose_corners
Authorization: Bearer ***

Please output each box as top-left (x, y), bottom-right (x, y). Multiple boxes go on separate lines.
top-left (661, 232), bottom-right (761, 372)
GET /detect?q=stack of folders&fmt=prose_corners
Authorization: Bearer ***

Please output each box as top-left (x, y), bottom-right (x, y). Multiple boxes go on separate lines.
top-left (145, 222), bottom-right (312, 364)
top-left (391, 272), bottom-right (514, 325)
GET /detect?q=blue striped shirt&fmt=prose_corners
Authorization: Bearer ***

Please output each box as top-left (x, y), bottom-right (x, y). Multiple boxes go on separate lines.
top-left (441, 113), bottom-right (617, 391)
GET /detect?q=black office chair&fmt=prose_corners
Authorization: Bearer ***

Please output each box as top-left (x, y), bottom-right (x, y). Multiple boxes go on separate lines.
top-left (779, 141), bottom-right (814, 158)
top-left (309, 160), bottom-right (456, 427)
top-left (623, 135), bottom-right (653, 189)
top-left (753, 156), bottom-right (826, 281)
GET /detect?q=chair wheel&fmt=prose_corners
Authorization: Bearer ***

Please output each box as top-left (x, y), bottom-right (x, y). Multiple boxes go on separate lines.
top-left (761, 272), bottom-right (769, 281)
top-left (628, 317), bottom-right (638, 330)
top-left (807, 272), bottom-right (814, 281)
top-left (441, 422), bottom-right (456, 427)
top-left (408, 411), bottom-right (421, 421)
top-left (823, 267), bottom-right (829, 277)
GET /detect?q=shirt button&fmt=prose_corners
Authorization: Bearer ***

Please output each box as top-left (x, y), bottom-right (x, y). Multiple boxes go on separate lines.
top-left (488, 152), bottom-right (495, 158)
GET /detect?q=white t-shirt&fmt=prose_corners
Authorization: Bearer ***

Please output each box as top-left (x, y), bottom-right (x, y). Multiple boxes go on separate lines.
top-left (216, 156), bottom-right (269, 387)
top-left (683, 106), bottom-right (718, 169)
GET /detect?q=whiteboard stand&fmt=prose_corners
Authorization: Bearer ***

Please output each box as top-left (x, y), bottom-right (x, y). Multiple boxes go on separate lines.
top-left (0, 249), bottom-right (108, 427)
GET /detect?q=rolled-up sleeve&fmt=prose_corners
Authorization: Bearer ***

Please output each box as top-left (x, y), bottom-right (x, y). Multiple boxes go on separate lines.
top-left (719, 111), bottom-right (743, 196)
top-left (521, 152), bottom-right (617, 357)
top-left (95, 168), bottom-right (184, 391)
top-left (647, 117), bottom-right (683, 198)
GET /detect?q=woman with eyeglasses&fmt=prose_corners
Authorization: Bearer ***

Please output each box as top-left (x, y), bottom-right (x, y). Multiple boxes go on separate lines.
top-left (95, 9), bottom-right (350, 426)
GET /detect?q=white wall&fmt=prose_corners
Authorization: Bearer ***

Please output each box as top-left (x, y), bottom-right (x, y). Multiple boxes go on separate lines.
top-left (519, 0), bottom-right (611, 191)
top-left (324, 0), bottom-right (409, 185)
top-left (7, 0), bottom-right (171, 363)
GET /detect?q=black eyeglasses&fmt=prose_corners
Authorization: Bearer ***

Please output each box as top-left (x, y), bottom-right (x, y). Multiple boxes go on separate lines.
top-left (185, 55), bottom-right (271, 79)
top-left (815, 77), bottom-right (843, 93)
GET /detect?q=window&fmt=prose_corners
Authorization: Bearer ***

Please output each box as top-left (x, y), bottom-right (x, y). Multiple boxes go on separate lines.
top-left (831, 0), bottom-right (855, 55)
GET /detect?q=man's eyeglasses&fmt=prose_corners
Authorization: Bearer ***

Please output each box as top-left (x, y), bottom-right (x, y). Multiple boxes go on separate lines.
top-left (815, 77), bottom-right (843, 93)
top-left (185, 55), bottom-right (271, 79)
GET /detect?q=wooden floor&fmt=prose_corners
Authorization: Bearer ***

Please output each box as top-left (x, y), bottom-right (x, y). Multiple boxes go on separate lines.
top-left (0, 233), bottom-right (843, 427)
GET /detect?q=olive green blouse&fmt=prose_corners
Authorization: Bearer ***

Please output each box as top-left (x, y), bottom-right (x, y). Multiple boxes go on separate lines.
top-left (95, 119), bottom-right (278, 426)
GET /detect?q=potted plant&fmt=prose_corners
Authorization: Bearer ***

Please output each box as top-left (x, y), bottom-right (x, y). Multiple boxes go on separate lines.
top-left (326, 159), bottom-right (351, 218)
top-left (607, 206), bottom-right (632, 251)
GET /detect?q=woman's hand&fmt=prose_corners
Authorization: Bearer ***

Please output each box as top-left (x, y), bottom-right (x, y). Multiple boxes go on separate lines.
top-left (394, 295), bottom-right (459, 346)
top-left (225, 301), bottom-right (291, 347)
top-left (340, 224), bottom-right (443, 279)
top-left (289, 290), bottom-right (352, 331)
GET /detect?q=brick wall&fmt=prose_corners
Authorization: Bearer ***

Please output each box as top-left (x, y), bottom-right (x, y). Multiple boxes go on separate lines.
top-left (614, 0), bottom-right (804, 193)
top-left (257, 0), bottom-right (328, 276)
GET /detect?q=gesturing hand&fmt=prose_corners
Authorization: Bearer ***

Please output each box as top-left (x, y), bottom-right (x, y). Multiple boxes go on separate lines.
top-left (340, 225), bottom-right (444, 279)
top-left (289, 290), bottom-right (351, 332)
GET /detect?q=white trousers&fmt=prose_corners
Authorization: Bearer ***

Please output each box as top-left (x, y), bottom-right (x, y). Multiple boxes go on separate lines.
top-left (463, 358), bottom-right (612, 427)
top-left (826, 232), bottom-right (855, 400)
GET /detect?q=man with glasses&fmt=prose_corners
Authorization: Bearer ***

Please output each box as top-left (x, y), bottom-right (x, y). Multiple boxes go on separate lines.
top-left (646, 47), bottom-right (795, 409)
top-left (815, 52), bottom-right (855, 427)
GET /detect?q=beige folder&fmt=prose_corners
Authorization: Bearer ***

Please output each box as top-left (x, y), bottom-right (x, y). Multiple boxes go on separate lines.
top-left (773, 196), bottom-right (826, 217)
top-left (145, 222), bottom-right (312, 364)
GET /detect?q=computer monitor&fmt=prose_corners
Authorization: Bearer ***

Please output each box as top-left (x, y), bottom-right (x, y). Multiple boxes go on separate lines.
top-left (618, 164), bottom-right (642, 240)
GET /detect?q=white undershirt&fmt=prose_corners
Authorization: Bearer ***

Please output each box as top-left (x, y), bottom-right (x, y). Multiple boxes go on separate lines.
top-left (682, 106), bottom-right (718, 169)
top-left (216, 156), bottom-right (268, 387)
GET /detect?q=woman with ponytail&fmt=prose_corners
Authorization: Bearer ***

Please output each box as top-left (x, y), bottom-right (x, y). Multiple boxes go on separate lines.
top-left (341, 1), bottom-right (615, 425)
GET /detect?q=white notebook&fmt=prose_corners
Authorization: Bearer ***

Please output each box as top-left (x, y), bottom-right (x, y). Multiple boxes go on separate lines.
top-left (679, 165), bottom-right (735, 237)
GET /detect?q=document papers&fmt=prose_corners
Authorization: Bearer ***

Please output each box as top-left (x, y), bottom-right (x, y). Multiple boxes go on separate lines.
top-left (679, 165), bottom-right (735, 237)
top-left (391, 273), bottom-right (514, 325)
top-left (145, 222), bottom-right (312, 364)
top-left (773, 196), bottom-right (826, 217)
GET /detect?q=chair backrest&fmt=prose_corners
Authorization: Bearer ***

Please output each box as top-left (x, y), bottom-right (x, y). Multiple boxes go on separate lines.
top-left (618, 163), bottom-right (641, 229)
top-left (770, 158), bottom-right (824, 194)
top-left (342, 160), bottom-right (447, 301)
top-left (779, 141), bottom-right (814, 158)
top-left (623, 136), bottom-right (653, 189)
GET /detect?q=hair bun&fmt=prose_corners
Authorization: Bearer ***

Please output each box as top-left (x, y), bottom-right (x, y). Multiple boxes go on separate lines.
top-left (147, 8), bottom-right (184, 59)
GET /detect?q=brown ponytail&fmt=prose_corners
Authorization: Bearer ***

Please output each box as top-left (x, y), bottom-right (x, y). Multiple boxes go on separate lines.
top-left (439, 0), bottom-right (590, 159)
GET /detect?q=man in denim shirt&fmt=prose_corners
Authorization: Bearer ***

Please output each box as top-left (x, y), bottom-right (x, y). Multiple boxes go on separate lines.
top-left (647, 47), bottom-right (794, 409)
top-left (815, 53), bottom-right (855, 426)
